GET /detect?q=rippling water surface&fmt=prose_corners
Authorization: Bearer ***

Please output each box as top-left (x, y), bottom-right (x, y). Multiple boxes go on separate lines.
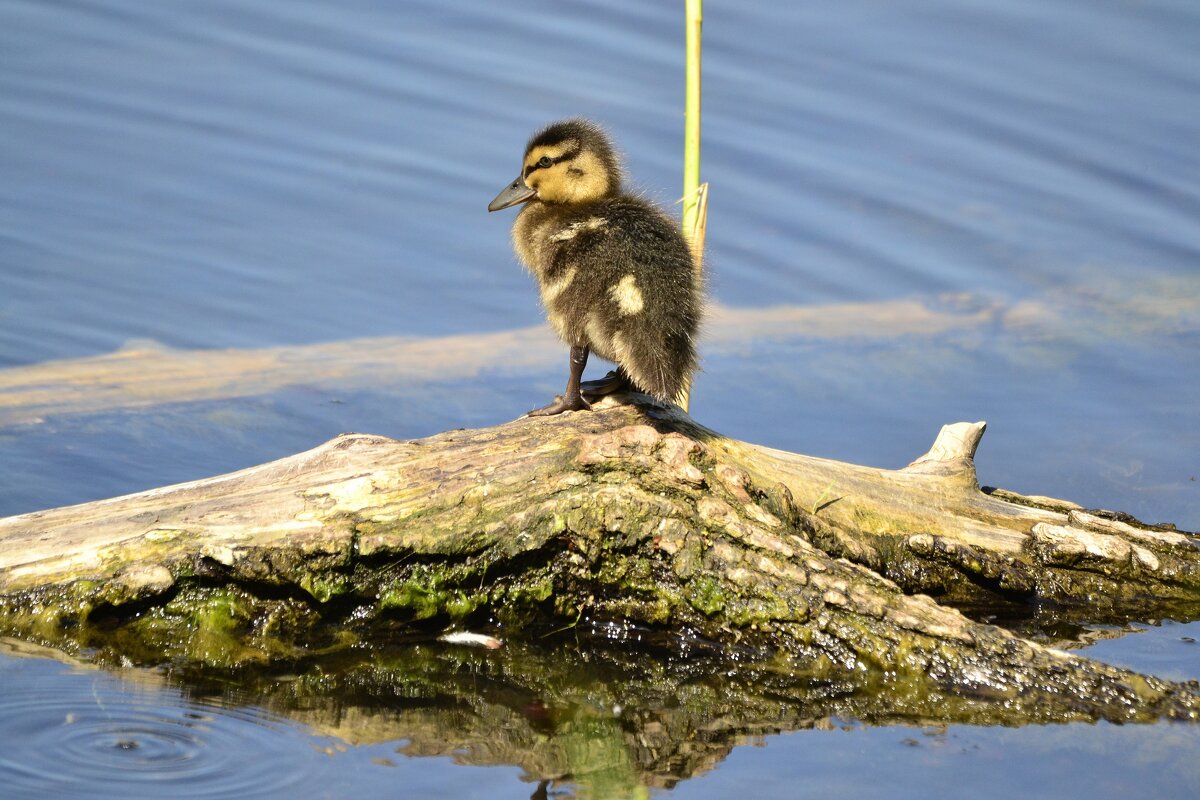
top-left (1, 0), bottom-right (1198, 796)
top-left (0, 649), bottom-right (522, 800)
top-left (1, 659), bottom-right (316, 799)
top-left (1, 626), bottom-right (1198, 800)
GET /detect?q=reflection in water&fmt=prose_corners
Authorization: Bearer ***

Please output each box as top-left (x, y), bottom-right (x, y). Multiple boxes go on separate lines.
top-left (3, 623), bottom-right (1200, 800)
top-left (556, 714), bottom-right (646, 800)
top-left (0, 640), bottom-right (538, 800)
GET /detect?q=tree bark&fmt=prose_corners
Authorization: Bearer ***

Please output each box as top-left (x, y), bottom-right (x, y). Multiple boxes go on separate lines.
top-left (1, 394), bottom-right (1198, 725)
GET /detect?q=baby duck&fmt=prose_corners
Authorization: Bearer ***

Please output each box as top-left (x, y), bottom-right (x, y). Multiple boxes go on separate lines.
top-left (488, 119), bottom-right (702, 416)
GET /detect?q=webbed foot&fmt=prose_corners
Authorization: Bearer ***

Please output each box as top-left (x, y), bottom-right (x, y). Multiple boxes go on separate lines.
top-left (527, 393), bottom-right (593, 416)
top-left (580, 368), bottom-right (633, 398)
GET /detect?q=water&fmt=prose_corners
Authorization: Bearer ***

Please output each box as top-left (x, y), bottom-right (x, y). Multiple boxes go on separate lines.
top-left (0, 642), bottom-right (526, 800)
top-left (1, 0), bottom-right (1198, 796)
top-left (1, 624), bottom-right (1198, 800)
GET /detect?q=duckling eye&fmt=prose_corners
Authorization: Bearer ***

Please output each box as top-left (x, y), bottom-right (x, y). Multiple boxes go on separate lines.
top-left (537, 156), bottom-right (553, 169)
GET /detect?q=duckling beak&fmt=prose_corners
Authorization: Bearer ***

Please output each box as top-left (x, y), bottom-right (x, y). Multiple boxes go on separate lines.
top-left (488, 177), bottom-right (537, 212)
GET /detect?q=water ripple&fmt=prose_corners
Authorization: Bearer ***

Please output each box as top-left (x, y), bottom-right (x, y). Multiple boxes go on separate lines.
top-left (0, 662), bottom-right (324, 800)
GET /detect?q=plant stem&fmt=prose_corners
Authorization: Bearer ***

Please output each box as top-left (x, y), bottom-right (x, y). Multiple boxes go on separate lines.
top-left (679, 0), bottom-right (704, 413)
top-left (683, 0), bottom-right (703, 244)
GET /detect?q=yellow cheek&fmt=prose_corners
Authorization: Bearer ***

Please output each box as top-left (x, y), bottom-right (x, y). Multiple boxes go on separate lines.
top-left (531, 171), bottom-right (565, 203)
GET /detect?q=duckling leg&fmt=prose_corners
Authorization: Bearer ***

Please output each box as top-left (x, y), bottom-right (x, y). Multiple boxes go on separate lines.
top-left (580, 367), bottom-right (633, 398)
top-left (528, 345), bottom-right (593, 416)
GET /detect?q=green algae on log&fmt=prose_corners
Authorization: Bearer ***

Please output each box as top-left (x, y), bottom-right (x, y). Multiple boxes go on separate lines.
top-left (1, 395), bottom-right (1199, 724)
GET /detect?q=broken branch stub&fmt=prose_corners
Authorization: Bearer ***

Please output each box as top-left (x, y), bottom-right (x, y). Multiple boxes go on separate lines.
top-left (902, 420), bottom-right (987, 481)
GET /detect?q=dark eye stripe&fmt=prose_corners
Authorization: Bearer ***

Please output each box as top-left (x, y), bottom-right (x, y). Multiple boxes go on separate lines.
top-left (523, 146), bottom-right (580, 179)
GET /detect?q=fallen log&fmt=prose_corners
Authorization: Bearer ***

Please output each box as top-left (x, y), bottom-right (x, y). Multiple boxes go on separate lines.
top-left (1, 394), bottom-right (1198, 725)
top-left (0, 297), bottom-right (994, 427)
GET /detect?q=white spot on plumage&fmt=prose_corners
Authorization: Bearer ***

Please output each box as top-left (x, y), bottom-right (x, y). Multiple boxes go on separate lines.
top-left (610, 273), bottom-right (644, 316)
top-left (549, 216), bottom-right (608, 242)
top-left (541, 267), bottom-right (576, 302)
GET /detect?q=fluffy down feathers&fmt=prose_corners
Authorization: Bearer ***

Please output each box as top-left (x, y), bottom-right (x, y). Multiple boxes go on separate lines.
top-left (491, 119), bottom-right (702, 405)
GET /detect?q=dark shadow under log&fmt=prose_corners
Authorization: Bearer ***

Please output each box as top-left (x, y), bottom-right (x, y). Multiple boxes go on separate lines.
top-left (1, 394), bottom-right (1199, 727)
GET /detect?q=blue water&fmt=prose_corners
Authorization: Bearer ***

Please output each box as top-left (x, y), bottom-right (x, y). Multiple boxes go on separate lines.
top-left (1, 0), bottom-right (1199, 796)
top-left (1, 622), bottom-right (1197, 800)
top-left (0, 650), bottom-right (527, 800)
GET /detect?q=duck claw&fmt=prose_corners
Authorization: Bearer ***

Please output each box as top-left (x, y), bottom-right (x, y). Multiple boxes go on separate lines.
top-left (527, 394), bottom-right (593, 417)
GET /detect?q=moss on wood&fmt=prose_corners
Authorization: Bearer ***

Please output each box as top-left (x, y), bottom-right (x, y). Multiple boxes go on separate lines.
top-left (1, 397), bottom-right (1198, 724)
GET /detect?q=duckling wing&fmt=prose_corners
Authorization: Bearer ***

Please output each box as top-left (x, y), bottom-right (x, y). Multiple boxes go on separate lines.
top-left (544, 199), bottom-right (701, 401)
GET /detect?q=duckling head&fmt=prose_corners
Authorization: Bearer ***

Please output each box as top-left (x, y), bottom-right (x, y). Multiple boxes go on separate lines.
top-left (488, 119), bottom-right (623, 211)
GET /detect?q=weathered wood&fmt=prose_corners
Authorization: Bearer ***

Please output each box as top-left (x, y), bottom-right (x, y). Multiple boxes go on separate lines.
top-left (0, 298), bottom-right (1004, 426)
top-left (1, 395), bottom-right (1198, 725)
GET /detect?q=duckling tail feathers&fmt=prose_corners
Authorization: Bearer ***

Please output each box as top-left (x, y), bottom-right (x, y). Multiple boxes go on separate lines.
top-left (618, 327), bottom-right (699, 404)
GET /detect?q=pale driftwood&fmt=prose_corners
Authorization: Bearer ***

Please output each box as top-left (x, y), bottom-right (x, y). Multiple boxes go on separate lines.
top-left (0, 298), bottom-right (994, 426)
top-left (902, 420), bottom-right (986, 477)
top-left (1, 395), bottom-right (1198, 726)
top-left (2, 276), bottom-right (1194, 426)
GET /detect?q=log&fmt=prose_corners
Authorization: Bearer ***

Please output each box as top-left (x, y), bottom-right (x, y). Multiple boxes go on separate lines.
top-left (1, 393), bottom-right (1199, 727)
top-left (0, 298), bottom-right (993, 426)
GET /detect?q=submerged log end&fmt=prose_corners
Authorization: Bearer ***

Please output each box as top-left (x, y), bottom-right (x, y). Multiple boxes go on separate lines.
top-left (902, 420), bottom-right (987, 481)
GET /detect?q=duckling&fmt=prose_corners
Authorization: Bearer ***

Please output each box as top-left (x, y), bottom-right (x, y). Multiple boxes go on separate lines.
top-left (488, 119), bottom-right (702, 416)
